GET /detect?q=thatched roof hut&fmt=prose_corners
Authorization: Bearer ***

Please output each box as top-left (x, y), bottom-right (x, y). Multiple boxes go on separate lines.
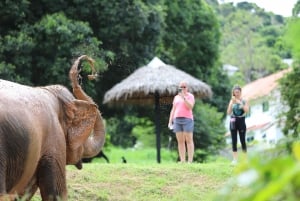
top-left (103, 57), bottom-right (212, 163)
top-left (103, 57), bottom-right (212, 105)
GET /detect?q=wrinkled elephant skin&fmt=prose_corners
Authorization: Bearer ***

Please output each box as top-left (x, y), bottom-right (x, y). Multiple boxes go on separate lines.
top-left (0, 58), bottom-right (105, 200)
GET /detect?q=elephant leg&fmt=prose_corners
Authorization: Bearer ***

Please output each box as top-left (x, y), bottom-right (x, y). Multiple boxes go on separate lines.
top-left (0, 194), bottom-right (18, 200)
top-left (18, 177), bottom-right (39, 201)
top-left (0, 164), bottom-right (16, 200)
top-left (22, 185), bottom-right (38, 201)
top-left (37, 157), bottom-right (67, 201)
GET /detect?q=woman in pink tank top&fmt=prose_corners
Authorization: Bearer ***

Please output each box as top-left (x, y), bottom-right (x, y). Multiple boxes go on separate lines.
top-left (168, 81), bottom-right (195, 163)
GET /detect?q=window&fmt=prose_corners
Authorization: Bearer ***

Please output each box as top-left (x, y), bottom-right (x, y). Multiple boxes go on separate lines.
top-left (247, 136), bottom-right (254, 142)
top-left (262, 101), bottom-right (269, 112)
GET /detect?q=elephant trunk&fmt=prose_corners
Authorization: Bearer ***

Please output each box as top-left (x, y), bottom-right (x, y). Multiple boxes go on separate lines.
top-left (69, 55), bottom-right (105, 157)
top-left (82, 111), bottom-right (106, 157)
top-left (69, 55), bottom-right (97, 102)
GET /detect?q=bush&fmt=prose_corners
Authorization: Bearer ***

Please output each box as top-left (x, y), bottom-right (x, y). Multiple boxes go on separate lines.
top-left (194, 149), bottom-right (209, 163)
top-left (214, 139), bottom-right (300, 201)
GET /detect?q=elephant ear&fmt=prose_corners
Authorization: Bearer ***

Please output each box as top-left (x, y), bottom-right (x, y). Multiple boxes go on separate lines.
top-left (66, 99), bottom-right (98, 151)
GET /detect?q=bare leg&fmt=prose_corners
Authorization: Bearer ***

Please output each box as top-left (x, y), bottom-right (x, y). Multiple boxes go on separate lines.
top-left (232, 151), bottom-right (238, 161)
top-left (231, 129), bottom-right (238, 163)
top-left (176, 132), bottom-right (186, 162)
top-left (184, 132), bottom-right (194, 163)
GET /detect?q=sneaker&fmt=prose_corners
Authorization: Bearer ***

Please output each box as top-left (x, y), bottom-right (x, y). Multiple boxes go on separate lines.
top-left (231, 160), bottom-right (237, 165)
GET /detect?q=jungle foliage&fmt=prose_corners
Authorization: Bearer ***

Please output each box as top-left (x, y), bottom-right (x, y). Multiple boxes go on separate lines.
top-left (0, 0), bottom-right (228, 154)
top-left (280, 17), bottom-right (300, 137)
top-left (0, 0), bottom-right (296, 157)
top-left (214, 140), bottom-right (300, 201)
top-left (216, 1), bottom-right (290, 85)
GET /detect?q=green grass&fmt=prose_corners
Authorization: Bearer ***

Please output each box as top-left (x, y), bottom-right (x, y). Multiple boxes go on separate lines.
top-left (64, 162), bottom-right (233, 201)
top-left (31, 148), bottom-right (235, 201)
top-left (95, 147), bottom-right (179, 164)
top-left (32, 148), bottom-right (234, 201)
top-left (28, 144), bottom-right (297, 201)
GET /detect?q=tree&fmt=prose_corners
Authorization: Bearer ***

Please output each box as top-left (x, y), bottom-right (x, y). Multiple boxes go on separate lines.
top-left (0, 12), bottom-right (108, 98)
top-left (0, 31), bottom-right (35, 84)
top-left (160, 0), bottom-right (220, 78)
top-left (193, 101), bottom-right (226, 154)
top-left (280, 18), bottom-right (300, 137)
top-left (0, 0), bottom-right (229, 152)
top-left (219, 3), bottom-right (288, 84)
top-left (158, 0), bottom-right (231, 114)
top-left (221, 10), bottom-right (274, 83)
top-left (61, 0), bottom-right (166, 102)
top-left (0, 0), bottom-right (29, 35)
top-left (292, 0), bottom-right (300, 16)
top-left (32, 13), bottom-right (107, 85)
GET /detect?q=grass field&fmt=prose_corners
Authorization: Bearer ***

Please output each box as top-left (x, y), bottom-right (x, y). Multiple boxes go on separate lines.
top-left (30, 148), bottom-right (235, 201)
top-left (63, 162), bottom-right (233, 201)
top-left (28, 144), bottom-right (299, 201)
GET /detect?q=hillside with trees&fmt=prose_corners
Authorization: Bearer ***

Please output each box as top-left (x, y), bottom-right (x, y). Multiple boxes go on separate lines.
top-left (210, 1), bottom-right (291, 85)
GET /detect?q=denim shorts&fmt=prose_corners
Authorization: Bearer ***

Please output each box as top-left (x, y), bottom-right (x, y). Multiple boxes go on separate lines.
top-left (173, 117), bottom-right (194, 133)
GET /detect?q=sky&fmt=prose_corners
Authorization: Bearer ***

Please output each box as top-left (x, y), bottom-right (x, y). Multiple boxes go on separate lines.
top-left (219, 0), bottom-right (298, 17)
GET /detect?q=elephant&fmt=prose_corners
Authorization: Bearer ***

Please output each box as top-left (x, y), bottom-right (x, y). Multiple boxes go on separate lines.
top-left (0, 55), bottom-right (105, 200)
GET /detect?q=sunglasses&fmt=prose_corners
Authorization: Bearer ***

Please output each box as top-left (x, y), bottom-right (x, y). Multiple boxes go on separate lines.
top-left (180, 86), bottom-right (186, 88)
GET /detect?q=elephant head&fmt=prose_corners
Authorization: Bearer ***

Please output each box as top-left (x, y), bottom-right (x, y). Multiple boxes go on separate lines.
top-left (0, 56), bottom-right (106, 200)
top-left (66, 55), bottom-right (105, 168)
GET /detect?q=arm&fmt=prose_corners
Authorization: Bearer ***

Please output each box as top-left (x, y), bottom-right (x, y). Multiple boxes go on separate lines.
top-left (168, 105), bottom-right (175, 126)
top-left (234, 98), bottom-right (249, 114)
top-left (241, 99), bottom-right (249, 113)
top-left (182, 96), bottom-right (194, 110)
top-left (180, 93), bottom-right (195, 110)
top-left (227, 99), bottom-right (233, 115)
top-left (228, 98), bottom-right (249, 114)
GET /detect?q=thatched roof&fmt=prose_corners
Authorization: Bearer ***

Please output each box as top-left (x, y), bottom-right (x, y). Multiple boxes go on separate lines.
top-left (103, 57), bottom-right (212, 105)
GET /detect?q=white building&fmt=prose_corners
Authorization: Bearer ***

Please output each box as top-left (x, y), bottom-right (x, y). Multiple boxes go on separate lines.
top-left (225, 69), bottom-right (291, 148)
top-left (223, 64), bottom-right (239, 76)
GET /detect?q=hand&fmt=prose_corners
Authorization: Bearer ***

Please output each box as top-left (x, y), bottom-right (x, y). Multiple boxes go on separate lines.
top-left (180, 92), bottom-right (185, 99)
top-left (231, 96), bottom-right (236, 103)
top-left (236, 99), bottom-right (242, 104)
top-left (168, 122), bottom-right (173, 130)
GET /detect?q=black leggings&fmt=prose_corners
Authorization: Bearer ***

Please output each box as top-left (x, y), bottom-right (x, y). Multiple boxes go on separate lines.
top-left (230, 116), bottom-right (247, 152)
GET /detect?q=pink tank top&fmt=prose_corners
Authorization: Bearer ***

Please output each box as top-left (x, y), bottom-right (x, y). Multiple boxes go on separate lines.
top-left (173, 92), bottom-right (194, 119)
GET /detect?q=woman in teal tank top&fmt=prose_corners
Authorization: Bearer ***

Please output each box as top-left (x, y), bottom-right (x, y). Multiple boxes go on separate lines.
top-left (232, 99), bottom-right (246, 117)
top-left (226, 85), bottom-right (249, 165)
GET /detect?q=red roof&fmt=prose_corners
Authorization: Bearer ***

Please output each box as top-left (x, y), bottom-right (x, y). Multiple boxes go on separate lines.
top-left (247, 122), bottom-right (271, 132)
top-left (242, 69), bottom-right (291, 101)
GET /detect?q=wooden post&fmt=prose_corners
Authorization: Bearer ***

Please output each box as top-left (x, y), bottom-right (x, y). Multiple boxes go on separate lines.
top-left (154, 91), bottom-right (161, 163)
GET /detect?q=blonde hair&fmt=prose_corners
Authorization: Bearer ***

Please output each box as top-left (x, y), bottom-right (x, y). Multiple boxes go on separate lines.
top-left (179, 80), bottom-right (188, 86)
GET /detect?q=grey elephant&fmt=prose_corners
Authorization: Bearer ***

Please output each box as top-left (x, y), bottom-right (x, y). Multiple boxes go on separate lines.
top-left (0, 55), bottom-right (105, 200)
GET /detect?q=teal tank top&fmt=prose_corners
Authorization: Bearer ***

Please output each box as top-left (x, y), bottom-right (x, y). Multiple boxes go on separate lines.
top-left (232, 100), bottom-right (245, 117)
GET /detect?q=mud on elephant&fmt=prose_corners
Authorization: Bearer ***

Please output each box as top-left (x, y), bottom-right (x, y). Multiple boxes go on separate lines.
top-left (0, 55), bottom-right (105, 200)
